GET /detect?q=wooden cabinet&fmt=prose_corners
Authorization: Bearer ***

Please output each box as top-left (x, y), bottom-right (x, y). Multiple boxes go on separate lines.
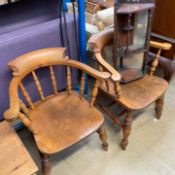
top-left (152, 0), bottom-right (175, 59)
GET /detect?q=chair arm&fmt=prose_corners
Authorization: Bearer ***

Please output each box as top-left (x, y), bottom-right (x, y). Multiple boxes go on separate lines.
top-left (150, 41), bottom-right (172, 50)
top-left (4, 78), bottom-right (20, 121)
top-left (67, 59), bottom-right (110, 80)
top-left (94, 52), bottom-right (121, 82)
top-left (89, 28), bottom-right (114, 52)
top-left (89, 29), bottom-right (121, 81)
top-left (92, 52), bottom-right (121, 97)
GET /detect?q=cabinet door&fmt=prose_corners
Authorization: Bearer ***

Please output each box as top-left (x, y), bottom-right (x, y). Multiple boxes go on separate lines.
top-left (152, 0), bottom-right (175, 59)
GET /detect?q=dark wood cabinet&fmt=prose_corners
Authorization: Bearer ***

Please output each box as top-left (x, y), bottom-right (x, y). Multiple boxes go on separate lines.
top-left (152, 0), bottom-right (175, 59)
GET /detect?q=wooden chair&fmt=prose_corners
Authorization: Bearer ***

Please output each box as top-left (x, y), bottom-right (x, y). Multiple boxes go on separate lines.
top-left (89, 28), bottom-right (172, 150)
top-left (4, 48), bottom-right (110, 175)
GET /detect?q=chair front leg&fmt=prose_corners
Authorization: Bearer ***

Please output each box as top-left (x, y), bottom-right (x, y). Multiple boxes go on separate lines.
top-left (155, 95), bottom-right (164, 120)
top-left (40, 153), bottom-right (51, 175)
top-left (121, 111), bottom-right (132, 150)
top-left (97, 125), bottom-right (108, 151)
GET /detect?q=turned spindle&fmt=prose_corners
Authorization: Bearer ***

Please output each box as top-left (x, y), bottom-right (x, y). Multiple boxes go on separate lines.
top-left (19, 83), bottom-right (35, 110)
top-left (32, 71), bottom-right (45, 101)
top-left (80, 72), bottom-right (85, 98)
top-left (114, 81), bottom-right (121, 98)
top-left (49, 66), bottom-right (58, 95)
top-left (149, 49), bottom-right (161, 76)
top-left (19, 98), bottom-right (29, 115)
top-left (66, 66), bottom-right (72, 94)
top-left (90, 80), bottom-right (99, 107)
top-left (18, 113), bottom-right (37, 134)
top-left (105, 80), bottom-right (110, 93)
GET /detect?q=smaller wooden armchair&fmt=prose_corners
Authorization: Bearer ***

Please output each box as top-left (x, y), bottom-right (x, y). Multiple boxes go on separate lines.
top-left (89, 28), bottom-right (172, 150)
top-left (4, 48), bottom-right (110, 175)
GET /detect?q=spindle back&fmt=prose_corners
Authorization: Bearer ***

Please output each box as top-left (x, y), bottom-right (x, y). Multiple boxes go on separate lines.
top-left (5, 48), bottom-right (110, 121)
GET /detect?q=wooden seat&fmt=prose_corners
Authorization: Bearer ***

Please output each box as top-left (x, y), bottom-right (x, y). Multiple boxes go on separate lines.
top-left (100, 75), bottom-right (168, 110)
top-left (89, 28), bottom-right (172, 150)
top-left (4, 48), bottom-right (110, 175)
top-left (30, 91), bottom-right (104, 154)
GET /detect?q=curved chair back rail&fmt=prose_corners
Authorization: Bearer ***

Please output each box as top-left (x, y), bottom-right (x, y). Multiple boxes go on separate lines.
top-left (4, 48), bottom-right (110, 121)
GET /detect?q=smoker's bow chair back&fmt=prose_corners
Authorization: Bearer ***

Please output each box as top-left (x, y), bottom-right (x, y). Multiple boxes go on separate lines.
top-left (89, 28), bottom-right (172, 150)
top-left (4, 48), bottom-right (110, 175)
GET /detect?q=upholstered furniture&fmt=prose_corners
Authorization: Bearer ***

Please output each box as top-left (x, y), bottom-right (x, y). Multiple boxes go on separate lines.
top-left (67, 1), bottom-right (114, 36)
top-left (89, 28), bottom-right (171, 150)
top-left (4, 48), bottom-right (109, 175)
top-left (0, 0), bottom-right (78, 120)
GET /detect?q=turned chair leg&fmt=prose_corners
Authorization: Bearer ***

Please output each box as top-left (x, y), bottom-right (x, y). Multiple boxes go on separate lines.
top-left (155, 96), bottom-right (164, 120)
top-left (120, 111), bottom-right (132, 150)
top-left (40, 153), bottom-right (51, 175)
top-left (97, 125), bottom-right (108, 151)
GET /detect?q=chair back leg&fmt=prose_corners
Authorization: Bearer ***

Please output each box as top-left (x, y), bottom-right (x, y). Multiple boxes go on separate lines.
top-left (155, 95), bottom-right (164, 119)
top-left (40, 153), bottom-right (51, 175)
top-left (97, 125), bottom-right (108, 151)
top-left (120, 111), bottom-right (132, 150)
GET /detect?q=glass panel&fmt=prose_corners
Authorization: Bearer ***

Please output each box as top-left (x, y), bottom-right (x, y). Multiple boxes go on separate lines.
top-left (133, 10), bottom-right (148, 50)
top-left (123, 52), bottom-right (144, 69)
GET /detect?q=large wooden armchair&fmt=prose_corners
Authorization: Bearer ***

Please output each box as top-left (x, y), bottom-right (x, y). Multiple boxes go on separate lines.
top-left (89, 28), bottom-right (172, 150)
top-left (4, 48), bottom-right (110, 175)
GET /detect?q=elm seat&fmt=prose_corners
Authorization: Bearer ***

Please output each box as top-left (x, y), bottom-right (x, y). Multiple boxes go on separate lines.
top-left (100, 75), bottom-right (168, 110)
top-left (30, 91), bottom-right (104, 154)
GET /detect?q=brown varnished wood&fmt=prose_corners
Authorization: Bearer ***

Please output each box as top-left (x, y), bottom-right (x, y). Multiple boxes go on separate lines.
top-left (114, 81), bottom-right (121, 98)
top-left (80, 72), bottom-right (85, 98)
top-left (8, 48), bottom-right (109, 80)
top-left (18, 113), bottom-right (32, 131)
top-left (155, 96), bottom-right (164, 120)
top-left (5, 48), bottom-right (110, 121)
top-left (49, 66), bottom-right (58, 95)
top-left (149, 49), bottom-right (161, 76)
top-left (89, 28), bottom-right (170, 150)
top-left (32, 70), bottom-right (45, 101)
top-left (20, 82), bottom-right (35, 110)
top-left (90, 80), bottom-right (99, 107)
top-left (0, 121), bottom-right (38, 175)
top-left (152, 0), bottom-right (175, 59)
top-left (66, 66), bottom-right (72, 94)
top-left (40, 153), bottom-right (51, 175)
top-left (105, 80), bottom-right (110, 93)
top-left (19, 98), bottom-right (29, 115)
top-left (121, 111), bottom-right (132, 150)
top-left (97, 125), bottom-right (108, 151)
top-left (30, 91), bottom-right (104, 154)
top-left (4, 48), bottom-right (110, 175)
top-left (100, 75), bottom-right (168, 110)
top-left (150, 41), bottom-right (172, 50)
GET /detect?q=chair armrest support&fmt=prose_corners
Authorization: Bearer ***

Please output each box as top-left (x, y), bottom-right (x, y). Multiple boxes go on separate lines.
top-left (149, 41), bottom-right (172, 76)
top-left (4, 78), bottom-right (20, 121)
